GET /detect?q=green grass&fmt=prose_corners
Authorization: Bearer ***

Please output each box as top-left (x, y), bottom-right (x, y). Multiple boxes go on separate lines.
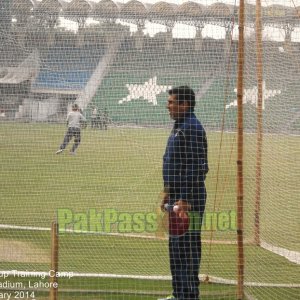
top-left (0, 122), bottom-right (299, 299)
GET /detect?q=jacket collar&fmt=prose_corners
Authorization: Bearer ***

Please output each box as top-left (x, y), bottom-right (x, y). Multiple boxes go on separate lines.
top-left (175, 111), bottom-right (194, 126)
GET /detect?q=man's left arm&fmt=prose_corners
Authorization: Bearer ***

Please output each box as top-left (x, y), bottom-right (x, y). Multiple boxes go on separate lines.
top-left (66, 113), bottom-right (70, 127)
top-left (80, 112), bottom-right (87, 122)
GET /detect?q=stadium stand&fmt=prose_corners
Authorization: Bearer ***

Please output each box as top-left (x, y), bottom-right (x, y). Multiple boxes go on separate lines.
top-left (0, 0), bottom-right (298, 134)
top-left (32, 44), bottom-right (106, 91)
top-left (91, 34), bottom-right (299, 134)
top-left (91, 36), bottom-right (237, 127)
top-left (0, 35), bottom-right (36, 119)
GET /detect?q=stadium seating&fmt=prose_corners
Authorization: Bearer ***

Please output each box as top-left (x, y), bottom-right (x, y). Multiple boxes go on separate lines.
top-left (32, 45), bottom-right (106, 91)
top-left (91, 36), bottom-right (299, 134)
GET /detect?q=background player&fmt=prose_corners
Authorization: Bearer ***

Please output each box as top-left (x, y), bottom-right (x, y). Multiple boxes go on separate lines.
top-left (56, 103), bottom-right (86, 155)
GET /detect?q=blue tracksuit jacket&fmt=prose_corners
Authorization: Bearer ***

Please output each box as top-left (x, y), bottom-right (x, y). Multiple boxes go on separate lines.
top-left (163, 111), bottom-right (209, 213)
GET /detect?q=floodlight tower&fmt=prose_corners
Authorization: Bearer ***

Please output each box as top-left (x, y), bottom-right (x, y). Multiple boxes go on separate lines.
top-left (244, 3), bottom-right (260, 32)
top-left (263, 5), bottom-right (297, 51)
top-left (148, 1), bottom-right (177, 52)
top-left (12, 0), bottom-right (33, 28)
top-left (63, 0), bottom-right (92, 47)
top-left (205, 3), bottom-right (237, 56)
top-left (34, 0), bottom-right (63, 46)
top-left (91, 0), bottom-right (122, 45)
top-left (176, 1), bottom-right (205, 51)
top-left (0, 0), bottom-right (12, 35)
top-left (92, 0), bottom-right (120, 24)
top-left (119, 0), bottom-right (148, 51)
top-left (11, 0), bottom-right (34, 46)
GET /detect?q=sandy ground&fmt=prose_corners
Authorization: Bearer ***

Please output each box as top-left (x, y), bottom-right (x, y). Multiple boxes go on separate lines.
top-left (0, 239), bottom-right (49, 263)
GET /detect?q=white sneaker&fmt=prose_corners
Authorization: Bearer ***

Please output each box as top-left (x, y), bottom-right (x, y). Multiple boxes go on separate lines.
top-left (69, 151), bottom-right (76, 155)
top-left (56, 149), bottom-right (63, 154)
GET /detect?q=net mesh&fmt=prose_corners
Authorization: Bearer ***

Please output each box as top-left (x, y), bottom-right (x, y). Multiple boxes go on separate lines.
top-left (0, 0), bottom-right (299, 299)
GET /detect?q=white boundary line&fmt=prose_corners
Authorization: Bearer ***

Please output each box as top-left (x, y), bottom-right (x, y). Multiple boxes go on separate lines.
top-left (1, 224), bottom-right (299, 265)
top-left (0, 224), bottom-right (50, 231)
top-left (261, 240), bottom-right (300, 264)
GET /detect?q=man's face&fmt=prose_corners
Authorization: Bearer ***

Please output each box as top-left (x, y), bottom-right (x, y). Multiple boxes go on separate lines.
top-left (167, 94), bottom-right (188, 120)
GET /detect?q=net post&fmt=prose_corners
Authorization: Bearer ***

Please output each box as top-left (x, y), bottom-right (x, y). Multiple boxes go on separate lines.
top-left (49, 221), bottom-right (59, 300)
top-left (254, 0), bottom-right (264, 247)
top-left (236, 0), bottom-right (245, 298)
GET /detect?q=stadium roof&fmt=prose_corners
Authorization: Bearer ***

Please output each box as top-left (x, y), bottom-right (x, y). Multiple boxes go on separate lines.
top-left (206, 2), bottom-right (235, 18)
top-left (263, 4), bottom-right (299, 26)
top-left (63, 0), bottom-right (92, 21)
top-left (120, 0), bottom-right (148, 22)
top-left (177, 1), bottom-right (205, 18)
top-left (34, 0), bottom-right (62, 14)
top-left (148, 1), bottom-right (177, 20)
top-left (57, 0), bottom-right (70, 9)
top-left (9, 0), bottom-right (300, 29)
top-left (92, 0), bottom-right (121, 20)
top-left (241, 3), bottom-right (300, 28)
top-left (12, 0), bottom-right (34, 15)
top-left (176, 1), bottom-right (205, 27)
top-left (264, 4), bottom-right (298, 18)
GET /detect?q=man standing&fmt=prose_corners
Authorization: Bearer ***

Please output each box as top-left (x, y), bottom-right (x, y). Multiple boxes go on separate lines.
top-left (91, 106), bottom-right (98, 129)
top-left (56, 103), bottom-right (86, 155)
top-left (159, 86), bottom-right (209, 300)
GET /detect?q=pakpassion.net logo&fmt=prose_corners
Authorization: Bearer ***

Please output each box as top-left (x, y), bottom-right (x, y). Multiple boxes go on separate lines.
top-left (57, 208), bottom-right (237, 234)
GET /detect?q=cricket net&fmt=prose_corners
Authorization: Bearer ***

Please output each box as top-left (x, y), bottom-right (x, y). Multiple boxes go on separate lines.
top-left (0, 0), bottom-right (299, 299)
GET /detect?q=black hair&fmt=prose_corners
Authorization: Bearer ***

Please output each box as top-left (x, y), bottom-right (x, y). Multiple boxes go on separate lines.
top-left (72, 103), bottom-right (79, 110)
top-left (168, 86), bottom-right (196, 111)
